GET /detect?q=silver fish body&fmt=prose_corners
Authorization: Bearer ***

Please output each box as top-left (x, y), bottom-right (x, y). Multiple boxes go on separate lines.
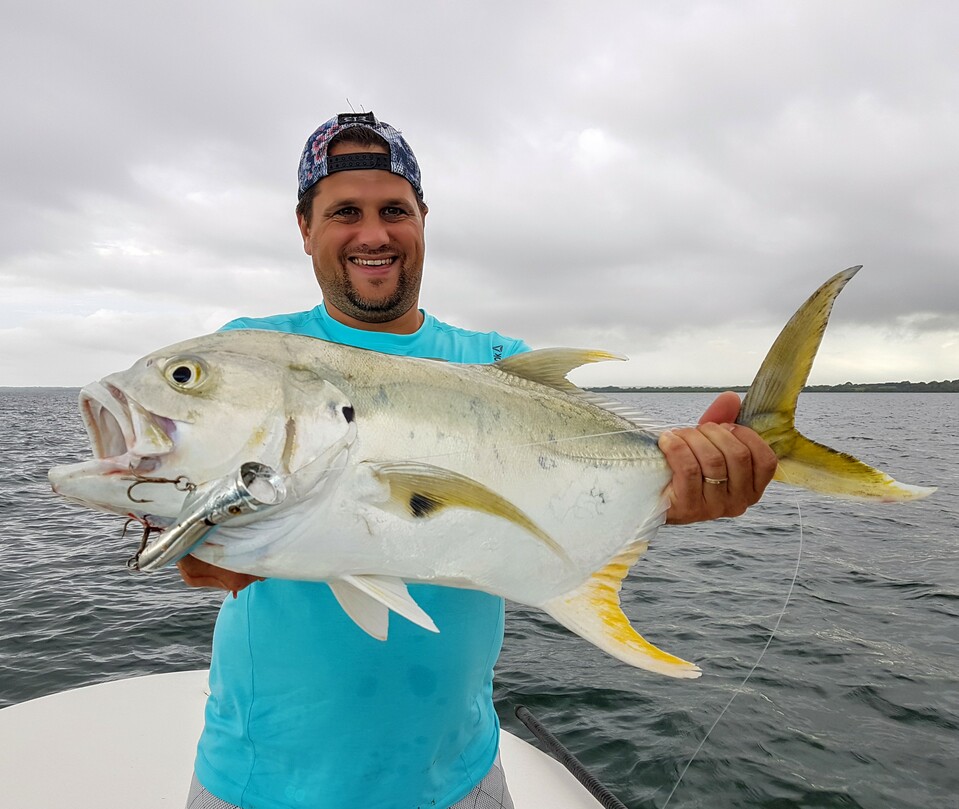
top-left (49, 268), bottom-right (935, 677)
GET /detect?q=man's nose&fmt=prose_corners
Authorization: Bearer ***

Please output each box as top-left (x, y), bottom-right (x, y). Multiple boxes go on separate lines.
top-left (354, 216), bottom-right (390, 248)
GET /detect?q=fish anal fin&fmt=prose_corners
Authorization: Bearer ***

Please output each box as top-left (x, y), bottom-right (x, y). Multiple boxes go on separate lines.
top-left (494, 348), bottom-right (625, 393)
top-left (371, 462), bottom-right (571, 564)
top-left (542, 542), bottom-right (701, 679)
top-left (328, 574), bottom-right (439, 639)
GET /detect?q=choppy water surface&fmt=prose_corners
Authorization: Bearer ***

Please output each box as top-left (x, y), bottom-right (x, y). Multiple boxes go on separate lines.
top-left (1, 388), bottom-right (956, 808)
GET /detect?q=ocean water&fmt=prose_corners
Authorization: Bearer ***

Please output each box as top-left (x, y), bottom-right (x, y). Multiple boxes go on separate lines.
top-left (1, 388), bottom-right (956, 808)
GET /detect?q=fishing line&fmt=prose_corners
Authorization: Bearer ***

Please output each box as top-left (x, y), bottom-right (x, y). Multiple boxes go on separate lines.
top-left (656, 492), bottom-right (804, 808)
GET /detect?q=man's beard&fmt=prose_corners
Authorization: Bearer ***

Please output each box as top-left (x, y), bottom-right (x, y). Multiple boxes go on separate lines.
top-left (338, 264), bottom-right (420, 324)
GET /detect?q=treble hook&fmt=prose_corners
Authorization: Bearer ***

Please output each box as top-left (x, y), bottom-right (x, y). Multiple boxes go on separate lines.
top-left (122, 515), bottom-right (164, 569)
top-left (126, 472), bottom-right (196, 504)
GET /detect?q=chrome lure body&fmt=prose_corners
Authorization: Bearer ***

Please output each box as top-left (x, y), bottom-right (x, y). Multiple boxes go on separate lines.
top-left (131, 462), bottom-right (286, 572)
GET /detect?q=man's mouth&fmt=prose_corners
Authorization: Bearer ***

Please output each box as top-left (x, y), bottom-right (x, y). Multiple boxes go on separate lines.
top-left (349, 256), bottom-right (397, 268)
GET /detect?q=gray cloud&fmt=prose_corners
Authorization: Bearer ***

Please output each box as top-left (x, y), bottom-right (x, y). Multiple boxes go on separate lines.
top-left (1, 0), bottom-right (956, 386)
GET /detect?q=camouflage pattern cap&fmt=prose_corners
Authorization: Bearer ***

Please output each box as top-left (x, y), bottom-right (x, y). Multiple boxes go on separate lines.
top-left (297, 112), bottom-right (423, 200)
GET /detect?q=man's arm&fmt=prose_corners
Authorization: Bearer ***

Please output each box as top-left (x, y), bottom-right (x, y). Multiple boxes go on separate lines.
top-left (177, 555), bottom-right (262, 595)
top-left (659, 390), bottom-right (778, 525)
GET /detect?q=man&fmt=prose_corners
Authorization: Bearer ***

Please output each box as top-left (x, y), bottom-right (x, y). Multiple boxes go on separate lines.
top-left (178, 112), bottom-right (777, 809)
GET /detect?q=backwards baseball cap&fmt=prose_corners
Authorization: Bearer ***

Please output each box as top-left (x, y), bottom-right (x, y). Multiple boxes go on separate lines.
top-left (297, 111), bottom-right (423, 201)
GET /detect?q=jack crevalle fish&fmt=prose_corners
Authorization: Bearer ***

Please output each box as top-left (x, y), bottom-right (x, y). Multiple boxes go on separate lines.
top-left (48, 268), bottom-right (935, 678)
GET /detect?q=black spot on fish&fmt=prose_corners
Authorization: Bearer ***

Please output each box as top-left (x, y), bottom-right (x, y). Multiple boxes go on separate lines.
top-left (342, 405), bottom-right (355, 423)
top-left (409, 493), bottom-right (440, 518)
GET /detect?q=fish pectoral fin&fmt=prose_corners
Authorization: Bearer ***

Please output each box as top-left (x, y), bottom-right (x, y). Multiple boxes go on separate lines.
top-left (494, 348), bottom-right (626, 393)
top-left (740, 267), bottom-right (936, 502)
top-left (328, 575), bottom-right (439, 639)
top-left (541, 542), bottom-right (702, 679)
top-left (370, 461), bottom-right (571, 564)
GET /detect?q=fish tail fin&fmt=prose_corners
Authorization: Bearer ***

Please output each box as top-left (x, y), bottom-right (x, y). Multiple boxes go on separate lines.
top-left (739, 267), bottom-right (936, 502)
top-left (541, 542), bottom-right (702, 678)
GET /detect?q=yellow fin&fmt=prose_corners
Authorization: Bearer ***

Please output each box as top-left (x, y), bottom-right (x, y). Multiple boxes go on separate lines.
top-left (541, 542), bottom-right (702, 679)
top-left (494, 348), bottom-right (625, 393)
top-left (740, 267), bottom-right (936, 503)
top-left (775, 434), bottom-right (937, 502)
top-left (371, 461), bottom-right (572, 563)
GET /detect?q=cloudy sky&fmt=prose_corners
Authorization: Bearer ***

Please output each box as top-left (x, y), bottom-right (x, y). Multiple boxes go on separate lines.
top-left (2, 1), bottom-right (957, 388)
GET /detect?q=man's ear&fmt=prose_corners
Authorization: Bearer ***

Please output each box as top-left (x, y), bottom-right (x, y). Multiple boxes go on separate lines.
top-left (296, 211), bottom-right (312, 256)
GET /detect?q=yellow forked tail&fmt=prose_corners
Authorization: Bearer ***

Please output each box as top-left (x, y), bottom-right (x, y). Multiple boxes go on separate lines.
top-left (544, 268), bottom-right (935, 679)
top-left (739, 267), bottom-right (936, 502)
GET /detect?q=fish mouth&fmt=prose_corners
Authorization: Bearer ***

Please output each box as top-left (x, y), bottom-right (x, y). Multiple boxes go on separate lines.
top-left (49, 381), bottom-right (182, 520)
top-left (78, 381), bottom-right (177, 474)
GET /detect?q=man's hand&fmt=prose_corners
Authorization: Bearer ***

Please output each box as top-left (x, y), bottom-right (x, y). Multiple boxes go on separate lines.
top-left (659, 390), bottom-right (778, 525)
top-left (176, 555), bottom-right (264, 596)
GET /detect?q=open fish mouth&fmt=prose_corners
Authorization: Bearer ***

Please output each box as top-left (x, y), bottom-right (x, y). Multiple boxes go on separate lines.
top-left (78, 381), bottom-right (176, 473)
top-left (48, 382), bottom-right (185, 521)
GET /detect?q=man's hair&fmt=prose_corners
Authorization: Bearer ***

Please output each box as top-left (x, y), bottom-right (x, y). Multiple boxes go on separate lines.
top-left (296, 127), bottom-right (426, 224)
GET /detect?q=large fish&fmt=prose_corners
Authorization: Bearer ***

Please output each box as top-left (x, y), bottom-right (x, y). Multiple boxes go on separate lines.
top-left (48, 268), bottom-right (934, 678)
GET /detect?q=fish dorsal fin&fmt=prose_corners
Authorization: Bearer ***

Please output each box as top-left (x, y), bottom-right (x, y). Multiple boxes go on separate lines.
top-left (370, 461), bottom-right (571, 564)
top-left (328, 574), bottom-right (439, 640)
top-left (495, 348), bottom-right (626, 393)
top-left (495, 349), bottom-right (664, 432)
top-left (541, 541), bottom-right (702, 678)
top-left (567, 390), bottom-right (669, 433)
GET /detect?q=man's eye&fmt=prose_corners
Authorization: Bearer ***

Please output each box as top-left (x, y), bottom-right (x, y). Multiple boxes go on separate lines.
top-left (382, 206), bottom-right (408, 218)
top-left (332, 207), bottom-right (359, 218)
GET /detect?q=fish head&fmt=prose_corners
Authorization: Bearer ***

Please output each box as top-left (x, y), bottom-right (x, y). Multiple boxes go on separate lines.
top-left (48, 330), bottom-right (358, 524)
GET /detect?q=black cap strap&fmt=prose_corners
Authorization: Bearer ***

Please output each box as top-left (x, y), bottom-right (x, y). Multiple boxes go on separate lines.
top-left (327, 152), bottom-right (392, 174)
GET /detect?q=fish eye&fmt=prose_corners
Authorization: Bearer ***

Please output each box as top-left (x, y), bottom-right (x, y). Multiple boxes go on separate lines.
top-left (163, 357), bottom-right (207, 390)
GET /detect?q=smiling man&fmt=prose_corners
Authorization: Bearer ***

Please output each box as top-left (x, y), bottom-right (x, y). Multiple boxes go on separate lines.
top-left (298, 135), bottom-right (427, 332)
top-left (178, 111), bottom-right (777, 809)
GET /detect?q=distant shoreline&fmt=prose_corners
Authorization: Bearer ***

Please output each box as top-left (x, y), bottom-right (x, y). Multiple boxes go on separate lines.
top-left (588, 380), bottom-right (959, 393)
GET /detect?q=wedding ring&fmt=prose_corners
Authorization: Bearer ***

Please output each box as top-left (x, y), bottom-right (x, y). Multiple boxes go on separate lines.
top-left (704, 476), bottom-right (728, 485)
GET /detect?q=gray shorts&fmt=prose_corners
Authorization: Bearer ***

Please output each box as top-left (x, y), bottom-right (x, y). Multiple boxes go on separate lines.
top-left (186, 754), bottom-right (514, 809)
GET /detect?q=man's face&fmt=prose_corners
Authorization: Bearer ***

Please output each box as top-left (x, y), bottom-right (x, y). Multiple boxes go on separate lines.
top-left (298, 143), bottom-right (427, 330)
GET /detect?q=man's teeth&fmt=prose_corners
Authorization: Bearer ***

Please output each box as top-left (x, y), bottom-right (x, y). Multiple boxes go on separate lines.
top-left (351, 257), bottom-right (394, 266)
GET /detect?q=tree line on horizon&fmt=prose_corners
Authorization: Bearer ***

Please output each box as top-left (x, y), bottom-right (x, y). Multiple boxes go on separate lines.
top-left (588, 379), bottom-right (959, 393)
